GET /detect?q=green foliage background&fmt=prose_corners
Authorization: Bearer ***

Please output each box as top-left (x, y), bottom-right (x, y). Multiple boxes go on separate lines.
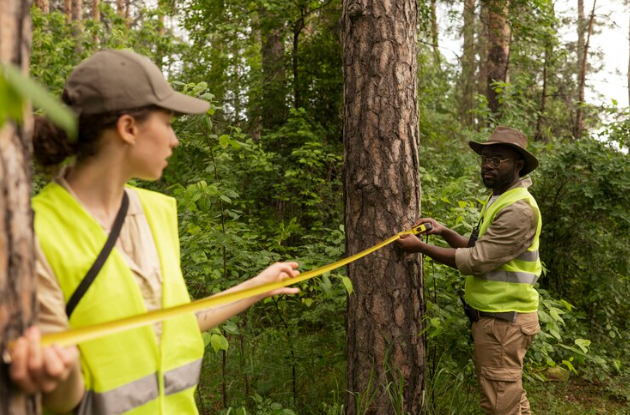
top-left (9, 0), bottom-right (629, 413)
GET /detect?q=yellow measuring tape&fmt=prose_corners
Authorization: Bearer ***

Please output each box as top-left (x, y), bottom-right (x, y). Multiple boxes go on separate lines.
top-left (39, 223), bottom-right (431, 348)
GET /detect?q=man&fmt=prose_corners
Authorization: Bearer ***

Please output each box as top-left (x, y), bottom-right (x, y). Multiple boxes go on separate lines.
top-left (397, 126), bottom-right (542, 415)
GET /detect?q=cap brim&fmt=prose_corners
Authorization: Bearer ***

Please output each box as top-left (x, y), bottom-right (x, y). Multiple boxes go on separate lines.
top-left (157, 91), bottom-right (210, 115)
top-left (468, 141), bottom-right (539, 176)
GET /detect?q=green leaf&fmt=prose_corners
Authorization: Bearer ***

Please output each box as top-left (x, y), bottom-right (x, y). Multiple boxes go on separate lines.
top-left (574, 338), bottom-right (590, 354)
top-left (219, 134), bottom-right (230, 148)
top-left (1, 63), bottom-right (77, 139)
top-left (341, 276), bottom-right (353, 295)
top-left (210, 333), bottom-right (229, 352)
top-left (201, 332), bottom-right (212, 347)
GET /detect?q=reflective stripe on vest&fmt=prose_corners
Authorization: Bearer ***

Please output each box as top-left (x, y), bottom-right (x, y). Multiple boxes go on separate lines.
top-left (477, 270), bottom-right (539, 285)
top-left (77, 359), bottom-right (203, 415)
top-left (465, 185), bottom-right (542, 313)
top-left (33, 183), bottom-right (204, 415)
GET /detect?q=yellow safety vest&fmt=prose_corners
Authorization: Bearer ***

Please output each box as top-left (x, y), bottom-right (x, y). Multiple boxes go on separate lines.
top-left (33, 183), bottom-right (204, 415)
top-left (465, 186), bottom-right (542, 313)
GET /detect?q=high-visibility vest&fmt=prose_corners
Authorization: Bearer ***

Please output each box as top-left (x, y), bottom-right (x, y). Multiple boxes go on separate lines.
top-left (33, 183), bottom-right (204, 415)
top-left (464, 186), bottom-right (542, 313)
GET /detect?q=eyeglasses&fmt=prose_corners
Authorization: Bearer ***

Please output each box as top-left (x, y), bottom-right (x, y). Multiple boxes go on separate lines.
top-left (479, 156), bottom-right (513, 168)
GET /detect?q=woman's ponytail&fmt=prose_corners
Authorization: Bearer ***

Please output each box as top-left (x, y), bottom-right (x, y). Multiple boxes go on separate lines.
top-left (32, 116), bottom-right (77, 167)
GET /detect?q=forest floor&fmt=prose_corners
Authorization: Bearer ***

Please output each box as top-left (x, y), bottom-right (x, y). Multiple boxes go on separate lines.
top-left (528, 376), bottom-right (630, 415)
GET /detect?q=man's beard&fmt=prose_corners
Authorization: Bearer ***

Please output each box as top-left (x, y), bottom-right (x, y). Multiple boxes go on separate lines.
top-left (482, 169), bottom-right (517, 190)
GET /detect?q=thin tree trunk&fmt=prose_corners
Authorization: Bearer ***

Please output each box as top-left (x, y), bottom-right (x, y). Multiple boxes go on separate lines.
top-left (92, 0), bottom-right (100, 21)
top-left (486, 0), bottom-right (511, 114)
top-left (35, 0), bottom-right (49, 13)
top-left (577, 0), bottom-right (585, 66)
top-left (459, 0), bottom-right (476, 126)
top-left (71, 0), bottom-right (81, 21)
top-left (477, 1), bottom-right (488, 129)
top-left (65, 0), bottom-right (72, 21)
top-left (535, 46), bottom-right (549, 141)
top-left (430, 0), bottom-right (440, 66)
top-left (260, 6), bottom-right (287, 130)
top-left (0, 0), bottom-right (38, 414)
top-left (292, 17), bottom-right (304, 109)
top-left (249, 12), bottom-right (263, 141)
top-left (125, 0), bottom-right (130, 26)
top-left (575, 0), bottom-right (596, 139)
top-left (342, 0), bottom-right (424, 414)
top-left (117, 0), bottom-right (124, 17)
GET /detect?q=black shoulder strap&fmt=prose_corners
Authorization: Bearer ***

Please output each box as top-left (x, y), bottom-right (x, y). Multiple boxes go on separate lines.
top-left (65, 191), bottom-right (130, 318)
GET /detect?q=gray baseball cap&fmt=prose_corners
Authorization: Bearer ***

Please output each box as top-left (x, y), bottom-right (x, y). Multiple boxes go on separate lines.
top-left (63, 49), bottom-right (209, 115)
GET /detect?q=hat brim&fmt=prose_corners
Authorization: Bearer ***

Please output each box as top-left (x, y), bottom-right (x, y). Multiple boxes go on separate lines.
top-left (469, 141), bottom-right (539, 176)
top-left (157, 91), bottom-right (210, 115)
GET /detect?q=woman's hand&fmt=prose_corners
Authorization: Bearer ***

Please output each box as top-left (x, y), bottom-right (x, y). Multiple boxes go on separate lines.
top-left (251, 261), bottom-right (300, 298)
top-left (8, 326), bottom-right (79, 395)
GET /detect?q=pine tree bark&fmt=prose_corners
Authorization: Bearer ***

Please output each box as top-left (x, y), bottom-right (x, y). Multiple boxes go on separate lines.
top-left (34, 0), bottom-right (49, 13)
top-left (0, 0), bottom-right (38, 414)
top-left (64, 0), bottom-right (72, 22)
top-left (71, 0), bottom-right (81, 21)
top-left (477, 1), bottom-right (488, 128)
top-left (459, 0), bottom-right (476, 126)
top-left (577, 0), bottom-right (585, 66)
top-left (342, 1), bottom-right (424, 414)
top-left (92, 0), bottom-right (100, 21)
top-left (485, 0), bottom-right (511, 114)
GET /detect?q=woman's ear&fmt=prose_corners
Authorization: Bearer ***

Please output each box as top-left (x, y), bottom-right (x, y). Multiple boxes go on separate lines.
top-left (115, 114), bottom-right (138, 146)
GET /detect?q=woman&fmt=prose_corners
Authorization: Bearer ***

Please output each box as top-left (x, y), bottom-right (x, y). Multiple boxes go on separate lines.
top-left (9, 49), bottom-right (299, 414)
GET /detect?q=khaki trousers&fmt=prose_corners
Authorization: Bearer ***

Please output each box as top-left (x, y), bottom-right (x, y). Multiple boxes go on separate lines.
top-left (472, 312), bottom-right (540, 415)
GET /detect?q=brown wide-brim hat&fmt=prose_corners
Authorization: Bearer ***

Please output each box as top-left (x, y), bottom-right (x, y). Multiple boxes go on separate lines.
top-left (468, 126), bottom-right (539, 176)
top-left (64, 49), bottom-right (209, 116)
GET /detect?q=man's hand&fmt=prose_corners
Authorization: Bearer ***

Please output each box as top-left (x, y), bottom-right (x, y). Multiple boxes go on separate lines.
top-left (411, 218), bottom-right (444, 236)
top-left (397, 234), bottom-right (425, 253)
top-left (8, 326), bottom-right (79, 395)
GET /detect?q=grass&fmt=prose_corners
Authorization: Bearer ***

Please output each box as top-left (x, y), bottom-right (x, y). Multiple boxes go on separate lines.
top-left (528, 376), bottom-right (630, 415)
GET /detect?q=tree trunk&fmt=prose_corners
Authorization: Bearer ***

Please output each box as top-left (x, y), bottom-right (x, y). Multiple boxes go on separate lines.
top-left (125, 0), bottom-right (130, 25)
top-left (342, 1), bottom-right (424, 414)
top-left (0, 0), bottom-right (38, 414)
top-left (92, 0), bottom-right (100, 21)
top-left (117, 0), bottom-right (124, 17)
top-left (34, 0), bottom-right (49, 13)
top-left (535, 46), bottom-right (549, 141)
top-left (64, 0), bottom-right (72, 21)
top-left (292, 16), bottom-right (305, 109)
top-left (575, 0), bottom-right (596, 139)
top-left (459, 0), bottom-right (476, 126)
top-left (71, 0), bottom-right (81, 21)
top-left (485, 0), bottom-right (511, 114)
top-left (430, 0), bottom-right (440, 66)
top-left (477, 1), bottom-right (488, 129)
top-left (577, 0), bottom-right (585, 67)
top-left (259, 6), bottom-right (287, 130)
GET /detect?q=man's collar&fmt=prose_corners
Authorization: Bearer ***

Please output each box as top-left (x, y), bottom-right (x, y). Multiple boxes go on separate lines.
top-left (509, 176), bottom-right (533, 190)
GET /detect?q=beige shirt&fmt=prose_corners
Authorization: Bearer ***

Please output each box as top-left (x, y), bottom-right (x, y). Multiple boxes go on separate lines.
top-left (455, 178), bottom-right (539, 275)
top-left (36, 175), bottom-right (164, 340)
